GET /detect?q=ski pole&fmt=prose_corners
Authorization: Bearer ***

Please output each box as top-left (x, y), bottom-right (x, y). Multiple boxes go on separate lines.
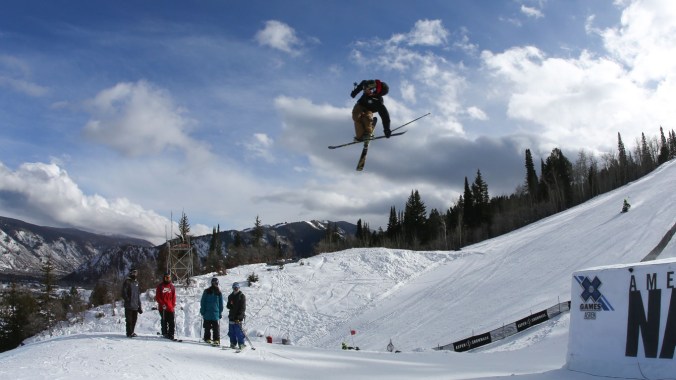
top-left (239, 322), bottom-right (256, 350)
top-left (390, 112), bottom-right (431, 133)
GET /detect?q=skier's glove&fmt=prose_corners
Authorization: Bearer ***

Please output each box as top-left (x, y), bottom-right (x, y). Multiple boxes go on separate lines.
top-left (219, 314), bottom-right (222, 319)
top-left (162, 305), bottom-right (167, 310)
top-left (350, 88), bottom-right (360, 98)
top-left (384, 127), bottom-right (392, 138)
top-left (138, 308), bottom-right (143, 314)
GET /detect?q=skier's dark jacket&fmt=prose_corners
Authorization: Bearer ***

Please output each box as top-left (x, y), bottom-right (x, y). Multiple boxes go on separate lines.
top-left (227, 291), bottom-right (246, 322)
top-left (200, 286), bottom-right (224, 321)
top-left (351, 79), bottom-right (391, 130)
top-left (122, 277), bottom-right (141, 311)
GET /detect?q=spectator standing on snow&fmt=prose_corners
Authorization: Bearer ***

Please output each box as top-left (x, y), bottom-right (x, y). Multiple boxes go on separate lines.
top-left (155, 272), bottom-right (177, 340)
top-left (227, 282), bottom-right (247, 349)
top-left (121, 267), bottom-right (143, 338)
top-left (200, 277), bottom-right (224, 345)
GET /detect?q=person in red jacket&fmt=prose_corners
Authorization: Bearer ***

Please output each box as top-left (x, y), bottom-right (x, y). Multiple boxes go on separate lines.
top-left (155, 272), bottom-right (177, 340)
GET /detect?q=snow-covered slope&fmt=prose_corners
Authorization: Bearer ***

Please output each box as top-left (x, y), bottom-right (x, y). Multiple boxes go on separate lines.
top-left (1, 159), bottom-right (675, 379)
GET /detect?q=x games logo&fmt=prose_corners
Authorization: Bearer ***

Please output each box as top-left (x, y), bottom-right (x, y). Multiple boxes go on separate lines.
top-left (575, 275), bottom-right (614, 317)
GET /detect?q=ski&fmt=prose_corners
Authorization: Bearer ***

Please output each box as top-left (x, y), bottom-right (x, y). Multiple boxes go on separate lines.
top-left (328, 131), bottom-right (405, 150)
top-left (221, 346), bottom-right (246, 353)
top-left (156, 332), bottom-right (182, 342)
top-left (356, 142), bottom-right (369, 171)
top-left (328, 112), bottom-right (430, 150)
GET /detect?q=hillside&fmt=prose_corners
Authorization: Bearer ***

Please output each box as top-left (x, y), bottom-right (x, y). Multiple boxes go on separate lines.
top-left (1, 159), bottom-right (675, 379)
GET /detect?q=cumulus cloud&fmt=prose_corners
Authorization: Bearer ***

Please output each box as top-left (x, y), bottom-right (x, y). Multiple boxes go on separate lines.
top-left (0, 161), bottom-right (207, 244)
top-left (601, 0), bottom-right (676, 84)
top-left (405, 19), bottom-right (449, 46)
top-left (83, 80), bottom-right (210, 161)
top-left (477, 0), bottom-right (676, 154)
top-left (255, 20), bottom-right (303, 55)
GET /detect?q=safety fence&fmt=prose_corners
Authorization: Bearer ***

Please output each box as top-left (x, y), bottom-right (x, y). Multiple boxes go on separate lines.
top-left (433, 300), bottom-right (571, 352)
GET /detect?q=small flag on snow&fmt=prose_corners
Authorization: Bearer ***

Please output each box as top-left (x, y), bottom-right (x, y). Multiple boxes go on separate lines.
top-left (350, 330), bottom-right (356, 335)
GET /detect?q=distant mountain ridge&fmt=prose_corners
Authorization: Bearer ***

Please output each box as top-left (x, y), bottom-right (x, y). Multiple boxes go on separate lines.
top-left (0, 215), bottom-right (355, 284)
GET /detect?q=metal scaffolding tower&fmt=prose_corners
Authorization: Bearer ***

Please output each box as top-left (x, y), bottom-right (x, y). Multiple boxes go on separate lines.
top-left (168, 236), bottom-right (194, 286)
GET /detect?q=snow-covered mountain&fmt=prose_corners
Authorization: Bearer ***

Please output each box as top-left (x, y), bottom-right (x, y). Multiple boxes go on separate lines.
top-left (0, 216), bottom-right (154, 280)
top-left (0, 217), bottom-right (355, 283)
top-left (1, 161), bottom-right (674, 379)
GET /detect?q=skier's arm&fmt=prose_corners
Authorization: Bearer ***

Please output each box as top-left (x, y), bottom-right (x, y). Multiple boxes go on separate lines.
top-left (240, 294), bottom-right (246, 320)
top-left (350, 80), bottom-right (365, 98)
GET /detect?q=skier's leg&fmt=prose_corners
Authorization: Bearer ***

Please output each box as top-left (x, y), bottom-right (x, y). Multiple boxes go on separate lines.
top-left (203, 320), bottom-right (210, 341)
top-left (167, 311), bottom-right (175, 339)
top-left (125, 308), bottom-right (132, 336)
top-left (213, 321), bottom-right (220, 342)
top-left (228, 321), bottom-right (237, 347)
top-left (352, 104), bottom-right (370, 140)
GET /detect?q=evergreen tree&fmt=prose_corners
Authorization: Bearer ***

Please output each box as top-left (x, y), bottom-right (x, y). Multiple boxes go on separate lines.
top-left (402, 190), bottom-right (427, 247)
top-left (618, 132), bottom-right (629, 183)
top-left (176, 211), bottom-right (191, 242)
top-left (0, 283), bottom-right (40, 352)
top-left (669, 129), bottom-right (676, 158)
top-left (39, 254), bottom-right (57, 336)
top-left (639, 132), bottom-right (654, 174)
top-left (356, 219), bottom-right (363, 241)
top-left (385, 206), bottom-right (400, 244)
top-left (253, 215), bottom-right (264, 247)
top-left (525, 149), bottom-right (539, 203)
top-left (471, 169), bottom-right (490, 226)
top-left (542, 148), bottom-right (574, 211)
top-left (658, 126), bottom-right (670, 165)
top-left (225, 232), bottom-right (243, 268)
top-left (206, 225), bottom-right (225, 274)
top-left (425, 208), bottom-right (444, 247)
top-left (462, 177), bottom-right (475, 228)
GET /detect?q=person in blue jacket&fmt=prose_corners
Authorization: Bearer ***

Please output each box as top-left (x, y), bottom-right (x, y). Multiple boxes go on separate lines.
top-left (200, 277), bottom-right (224, 344)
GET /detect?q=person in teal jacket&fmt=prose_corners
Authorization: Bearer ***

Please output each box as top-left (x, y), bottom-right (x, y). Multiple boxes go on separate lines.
top-left (200, 277), bottom-right (224, 344)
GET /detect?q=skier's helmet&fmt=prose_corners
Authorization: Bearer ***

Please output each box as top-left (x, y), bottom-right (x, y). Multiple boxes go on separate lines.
top-left (211, 277), bottom-right (219, 285)
top-left (232, 282), bottom-right (240, 289)
top-left (377, 81), bottom-right (389, 96)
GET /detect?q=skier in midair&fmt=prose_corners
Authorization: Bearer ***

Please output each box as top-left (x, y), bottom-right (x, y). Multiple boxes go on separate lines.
top-left (350, 79), bottom-right (391, 142)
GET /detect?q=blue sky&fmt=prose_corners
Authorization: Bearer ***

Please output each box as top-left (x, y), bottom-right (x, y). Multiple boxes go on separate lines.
top-left (1, 0), bottom-right (674, 244)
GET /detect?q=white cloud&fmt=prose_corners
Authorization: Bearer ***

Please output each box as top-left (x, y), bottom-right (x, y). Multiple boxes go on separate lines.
top-left (521, 5), bottom-right (544, 19)
top-left (481, 41), bottom-right (673, 152)
top-left (0, 161), bottom-right (201, 244)
top-left (400, 81), bottom-right (416, 103)
top-left (83, 80), bottom-right (210, 161)
top-left (406, 19), bottom-right (449, 46)
top-left (255, 20), bottom-right (302, 55)
top-left (244, 133), bottom-right (275, 162)
top-left (601, 0), bottom-right (676, 84)
top-left (467, 106), bottom-right (488, 121)
top-left (0, 55), bottom-right (48, 97)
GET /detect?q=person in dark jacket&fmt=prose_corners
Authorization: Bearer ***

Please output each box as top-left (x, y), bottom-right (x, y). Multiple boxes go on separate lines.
top-left (200, 277), bottom-right (224, 344)
top-left (121, 267), bottom-right (143, 338)
top-left (227, 282), bottom-right (247, 349)
top-left (155, 272), bottom-right (177, 339)
top-left (350, 79), bottom-right (391, 142)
